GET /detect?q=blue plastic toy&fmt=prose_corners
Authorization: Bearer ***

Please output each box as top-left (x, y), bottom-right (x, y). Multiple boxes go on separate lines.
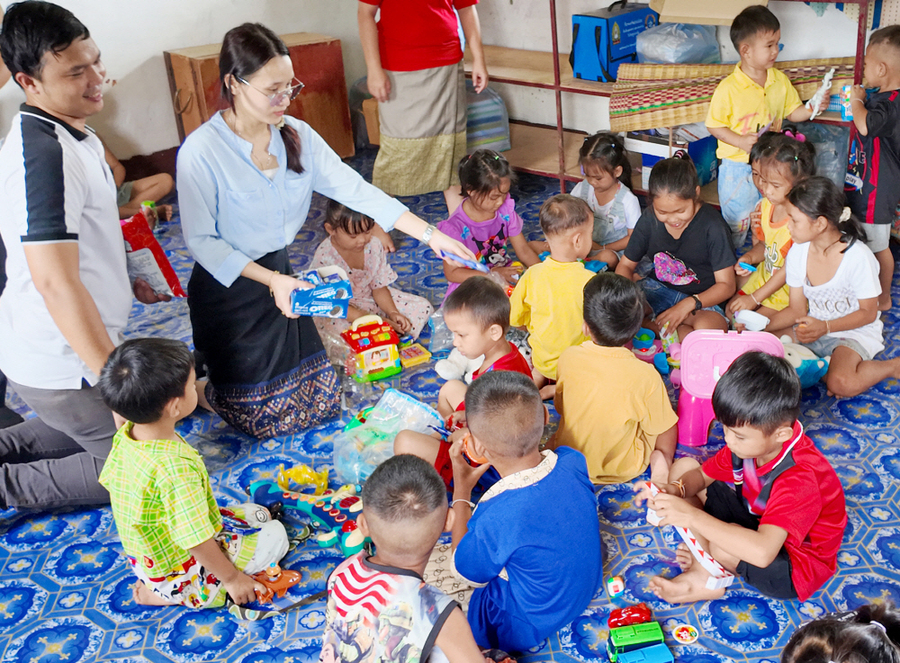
top-left (249, 481), bottom-right (369, 556)
top-left (583, 260), bottom-right (608, 273)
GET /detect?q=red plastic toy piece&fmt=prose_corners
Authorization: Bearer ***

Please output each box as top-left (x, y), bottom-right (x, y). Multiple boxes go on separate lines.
top-left (608, 602), bottom-right (652, 629)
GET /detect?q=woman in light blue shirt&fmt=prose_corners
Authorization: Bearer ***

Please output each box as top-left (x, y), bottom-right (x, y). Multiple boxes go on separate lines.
top-left (177, 23), bottom-right (472, 438)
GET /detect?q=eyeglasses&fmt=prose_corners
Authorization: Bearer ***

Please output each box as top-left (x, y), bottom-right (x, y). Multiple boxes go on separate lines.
top-left (235, 76), bottom-right (305, 106)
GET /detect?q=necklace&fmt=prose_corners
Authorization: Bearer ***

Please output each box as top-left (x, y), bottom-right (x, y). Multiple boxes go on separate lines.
top-left (226, 111), bottom-right (276, 170)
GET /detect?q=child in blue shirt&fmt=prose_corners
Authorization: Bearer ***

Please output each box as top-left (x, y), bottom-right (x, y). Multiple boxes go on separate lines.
top-left (448, 371), bottom-right (602, 651)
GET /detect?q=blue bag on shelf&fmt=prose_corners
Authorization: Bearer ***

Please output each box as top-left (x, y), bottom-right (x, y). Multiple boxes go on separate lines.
top-left (571, 1), bottom-right (658, 82)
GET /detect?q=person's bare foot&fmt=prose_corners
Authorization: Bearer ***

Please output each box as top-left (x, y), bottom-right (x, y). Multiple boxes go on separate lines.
top-left (132, 580), bottom-right (176, 606)
top-left (158, 204), bottom-right (173, 222)
top-left (539, 384), bottom-right (557, 400)
top-left (649, 450), bottom-right (670, 485)
top-left (648, 572), bottom-right (725, 604)
top-left (674, 543), bottom-right (694, 572)
top-left (195, 379), bottom-right (216, 413)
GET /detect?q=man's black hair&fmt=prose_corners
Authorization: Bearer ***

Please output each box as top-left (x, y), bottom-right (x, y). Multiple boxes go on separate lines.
top-left (362, 455), bottom-right (446, 523)
top-left (583, 273), bottom-right (644, 347)
top-left (99, 338), bottom-right (194, 425)
top-left (730, 5), bottom-right (780, 51)
top-left (465, 370), bottom-right (544, 458)
top-left (0, 2), bottom-right (90, 84)
top-left (712, 351), bottom-right (800, 435)
top-left (444, 276), bottom-right (510, 333)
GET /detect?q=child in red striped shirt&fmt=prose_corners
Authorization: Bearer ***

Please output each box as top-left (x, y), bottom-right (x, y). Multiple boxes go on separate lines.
top-left (320, 455), bottom-right (481, 663)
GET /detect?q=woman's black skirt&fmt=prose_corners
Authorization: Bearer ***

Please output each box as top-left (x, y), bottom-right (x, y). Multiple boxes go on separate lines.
top-left (188, 249), bottom-right (340, 438)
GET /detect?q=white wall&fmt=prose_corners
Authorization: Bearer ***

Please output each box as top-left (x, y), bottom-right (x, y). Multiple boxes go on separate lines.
top-left (0, 0), bottom-right (866, 158)
top-left (0, 0), bottom-right (368, 159)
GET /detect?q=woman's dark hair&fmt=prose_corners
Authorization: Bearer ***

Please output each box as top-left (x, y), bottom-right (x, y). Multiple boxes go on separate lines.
top-left (219, 23), bottom-right (303, 174)
top-left (582, 273), bottom-right (645, 346)
top-left (781, 603), bottom-right (900, 663)
top-left (362, 455), bottom-right (446, 523)
top-left (579, 132), bottom-right (633, 191)
top-left (712, 351), bottom-right (800, 435)
top-left (99, 338), bottom-right (195, 425)
top-left (458, 149), bottom-right (516, 199)
top-left (0, 1), bottom-right (89, 83)
top-left (324, 199), bottom-right (375, 236)
top-left (787, 176), bottom-right (867, 252)
top-left (647, 153), bottom-right (700, 202)
top-left (749, 130), bottom-right (817, 181)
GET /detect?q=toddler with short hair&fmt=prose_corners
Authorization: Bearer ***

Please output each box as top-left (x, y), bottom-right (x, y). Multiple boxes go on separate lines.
top-left (98, 338), bottom-right (288, 608)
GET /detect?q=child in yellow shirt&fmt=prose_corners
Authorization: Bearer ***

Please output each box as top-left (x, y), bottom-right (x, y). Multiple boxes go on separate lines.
top-left (551, 272), bottom-right (678, 484)
top-left (729, 131), bottom-right (816, 322)
top-left (509, 194), bottom-right (594, 399)
top-left (706, 5), bottom-right (826, 249)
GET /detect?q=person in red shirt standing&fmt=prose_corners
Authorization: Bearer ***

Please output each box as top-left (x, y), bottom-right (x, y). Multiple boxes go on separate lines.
top-left (635, 351), bottom-right (846, 604)
top-left (358, 0), bottom-right (488, 213)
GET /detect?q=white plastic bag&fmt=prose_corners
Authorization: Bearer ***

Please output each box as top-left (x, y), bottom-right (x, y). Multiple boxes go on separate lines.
top-left (637, 24), bottom-right (720, 65)
top-left (333, 389), bottom-right (443, 484)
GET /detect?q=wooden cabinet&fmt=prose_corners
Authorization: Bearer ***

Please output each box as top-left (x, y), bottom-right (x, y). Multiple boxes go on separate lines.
top-left (164, 32), bottom-right (354, 158)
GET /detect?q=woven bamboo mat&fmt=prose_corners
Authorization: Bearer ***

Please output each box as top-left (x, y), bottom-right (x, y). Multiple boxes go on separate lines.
top-left (609, 57), bottom-right (855, 132)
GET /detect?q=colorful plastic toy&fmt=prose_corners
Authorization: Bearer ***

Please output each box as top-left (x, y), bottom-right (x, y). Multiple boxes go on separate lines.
top-left (677, 330), bottom-right (783, 446)
top-left (343, 406), bottom-right (375, 432)
top-left (252, 567), bottom-right (303, 603)
top-left (671, 623), bottom-right (699, 645)
top-left (606, 575), bottom-right (626, 598)
top-left (608, 603), bottom-right (652, 628)
top-left (341, 315), bottom-right (402, 383)
top-left (276, 463), bottom-right (329, 495)
top-left (616, 644), bottom-right (673, 663)
top-left (583, 260), bottom-right (608, 273)
top-left (249, 481), bottom-right (368, 556)
top-left (399, 343), bottom-right (432, 368)
top-left (607, 622), bottom-right (665, 663)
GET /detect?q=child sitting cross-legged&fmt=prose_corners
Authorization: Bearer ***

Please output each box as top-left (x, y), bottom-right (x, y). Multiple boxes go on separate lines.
top-left (450, 371), bottom-right (602, 651)
top-left (321, 454), bottom-right (484, 663)
top-left (98, 338), bottom-right (289, 608)
top-left (394, 276), bottom-right (531, 488)
top-left (550, 272), bottom-right (678, 485)
top-left (634, 351), bottom-right (846, 605)
top-left (510, 194), bottom-right (595, 399)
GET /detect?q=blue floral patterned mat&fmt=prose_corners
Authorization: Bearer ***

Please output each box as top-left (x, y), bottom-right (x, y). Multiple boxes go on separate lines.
top-left (2, 147), bottom-right (900, 663)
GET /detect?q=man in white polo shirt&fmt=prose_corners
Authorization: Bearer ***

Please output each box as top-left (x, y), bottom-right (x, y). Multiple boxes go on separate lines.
top-left (0, 1), bottom-right (165, 510)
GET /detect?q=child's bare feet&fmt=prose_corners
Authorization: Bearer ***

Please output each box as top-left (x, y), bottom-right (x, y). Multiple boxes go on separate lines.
top-left (674, 543), bottom-right (694, 572)
top-left (648, 450), bottom-right (670, 485)
top-left (132, 580), bottom-right (176, 606)
top-left (195, 379), bottom-right (216, 413)
top-left (648, 571), bottom-right (725, 604)
top-left (158, 204), bottom-right (173, 222)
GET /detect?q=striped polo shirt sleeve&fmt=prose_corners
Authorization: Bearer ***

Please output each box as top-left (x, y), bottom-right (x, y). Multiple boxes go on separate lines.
top-left (19, 113), bottom-right (84, 243)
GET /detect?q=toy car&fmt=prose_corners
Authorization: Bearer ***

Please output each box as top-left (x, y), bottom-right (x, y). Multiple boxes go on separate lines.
top-left (608, 602), bottom-right (652, 629)
top-left (608, 622), bottom-right (664, 663)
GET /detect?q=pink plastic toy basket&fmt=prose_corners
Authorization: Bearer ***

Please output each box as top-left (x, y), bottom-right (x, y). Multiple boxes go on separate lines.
top-left (677, 330), bottom-right (784, 446)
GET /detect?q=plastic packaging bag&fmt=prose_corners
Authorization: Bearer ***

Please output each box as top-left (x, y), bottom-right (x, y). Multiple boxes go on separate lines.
top-left (637, 24), bottom-right (720, 65)
top-left (466, 80), bottom-right (511, 154)
top-left (428, 308), bottom-right (455, 354)
top-left (333, 389), bottom-right (443, 484)
top-left (121, 209), bottom-right (186, 298)
top-left (793, 122), bottom-right (851, 189)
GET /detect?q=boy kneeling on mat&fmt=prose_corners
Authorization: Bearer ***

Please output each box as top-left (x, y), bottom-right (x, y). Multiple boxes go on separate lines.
top-left (99, 338), bottom-right (288, 608)
top-left (635, 351), bottom-right (846, 604)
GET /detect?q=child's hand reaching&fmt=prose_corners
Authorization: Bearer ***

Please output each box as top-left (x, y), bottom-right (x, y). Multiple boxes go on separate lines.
top-left (728, 293), bottom-right (758, 314)
top-left (492, 264), bottom-right (522, 286)
top-left (632, 480), bottom-right (656, 508)
top-left (225, 572), bottom-right (268, 605)
top-left (655, 298), bottom-right (694, 335)
top-left (449, 433), bottom-right (491, 498)
top-left (795, 316), bottom-right (828, 343)
top-left (385, 310), bottom-right (412, 334)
